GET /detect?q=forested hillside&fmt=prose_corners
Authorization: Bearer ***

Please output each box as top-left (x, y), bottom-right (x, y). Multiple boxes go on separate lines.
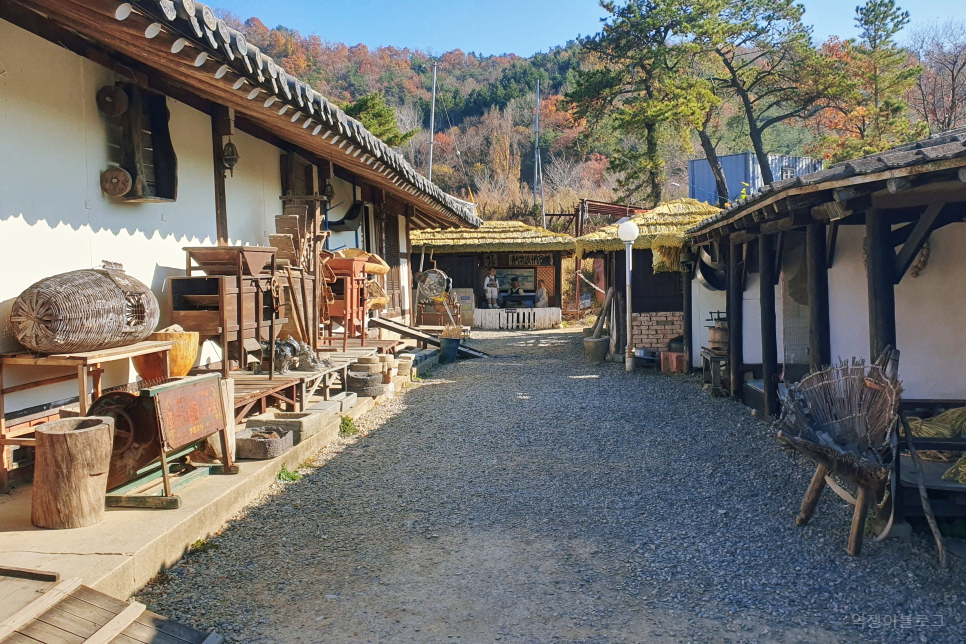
top-left (219, 2), bottom-right (966, 225)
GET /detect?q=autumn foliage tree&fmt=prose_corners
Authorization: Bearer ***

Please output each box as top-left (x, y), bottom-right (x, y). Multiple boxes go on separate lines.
top-left (810, 0), bottom-right (926, 161)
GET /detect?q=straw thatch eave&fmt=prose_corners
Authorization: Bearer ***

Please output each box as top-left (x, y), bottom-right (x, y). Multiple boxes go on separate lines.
top-left (576, 199), bottom-right (720, 257)
top-left (410, 220), bottom-right (576, 253)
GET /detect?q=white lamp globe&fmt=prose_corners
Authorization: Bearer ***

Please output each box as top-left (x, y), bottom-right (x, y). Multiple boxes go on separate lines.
top-left (617, 220), bottom-right (640, 243)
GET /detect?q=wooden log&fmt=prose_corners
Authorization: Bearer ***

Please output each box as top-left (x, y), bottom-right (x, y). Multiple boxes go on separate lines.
top-left (31, 417), bottom-right (114, 529)
top-left (591, 287), bottom-right (614, 339)
top-left (847, 486), bottom-right (870, 556)
top-left (796, 463), bottom-right (827, 526)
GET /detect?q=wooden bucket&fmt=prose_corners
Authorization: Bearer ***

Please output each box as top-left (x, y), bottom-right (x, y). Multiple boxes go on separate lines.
top-left (707, 324), bottom-right (728, 351)
top-left (132, 331), bottom-right (200, 380)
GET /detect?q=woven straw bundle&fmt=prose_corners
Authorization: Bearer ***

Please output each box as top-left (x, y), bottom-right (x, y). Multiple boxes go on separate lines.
top-left (10, 262), bottom-right (160, 354)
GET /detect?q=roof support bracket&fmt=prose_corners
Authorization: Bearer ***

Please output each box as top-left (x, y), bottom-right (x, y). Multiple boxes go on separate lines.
top-left (893, 202), bottom-right (945, 283)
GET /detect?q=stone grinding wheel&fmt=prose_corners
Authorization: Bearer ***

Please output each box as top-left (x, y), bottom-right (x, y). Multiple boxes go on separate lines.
top-left (349, 384), bottom-right (383, 398)
top-left (346, 372), bottom-right (381, 388)
top-left (88, 391), bottom-right (162, 490)
top-left (349, 363), bottom-right (381, 374)
top-left (100, 167), bottom-right (133, 197)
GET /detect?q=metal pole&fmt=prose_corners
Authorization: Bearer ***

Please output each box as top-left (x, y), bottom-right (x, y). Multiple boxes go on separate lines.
top-left (534, 80), bottom-right (542, 227)
top-left (428, 63), bottom-right (437, 182)
top-left (625, 241), bottom-right (634, 372)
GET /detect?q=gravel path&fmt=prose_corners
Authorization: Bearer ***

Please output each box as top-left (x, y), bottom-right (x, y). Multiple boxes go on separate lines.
top-left (138, 329), bottom-right (965, 643)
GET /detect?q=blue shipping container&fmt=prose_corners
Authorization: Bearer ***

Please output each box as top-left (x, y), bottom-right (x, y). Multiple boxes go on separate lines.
top-left (688, 152), bottom-right (823, 206)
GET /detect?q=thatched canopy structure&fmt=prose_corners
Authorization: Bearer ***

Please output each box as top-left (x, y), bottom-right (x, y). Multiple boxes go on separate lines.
top-left (575, 199), bottom-right (720, 271)
top-left (410, 220), bottom-right (575, 253)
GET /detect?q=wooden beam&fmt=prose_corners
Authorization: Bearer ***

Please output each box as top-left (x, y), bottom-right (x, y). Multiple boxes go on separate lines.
top-left (894, 202), bottom-right (945, 283)
top-left (866, 209), bottom-right (897, 358)
top-left (759, 233), bottom-right (780, 418)
top-left (760, 212), bottom-right (811, 235)
top-left (729, 230), bottom-right (759, 244)
top-left (806, 223), bottom-right (831, 371)
top-left (85, 602), bottom-right (146, 644)
top-left (871, 179), bottom-right (966, 209)
top-left (887, 177), bottom-right (913, 193)
top-left (211, 104), bottom-right (231, 245)
top-left (727, 241), bottom-right (743, 400)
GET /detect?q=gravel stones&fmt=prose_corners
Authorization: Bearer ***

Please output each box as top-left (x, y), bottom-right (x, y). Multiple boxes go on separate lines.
top-left (136, 329), bottom-right (966, 644)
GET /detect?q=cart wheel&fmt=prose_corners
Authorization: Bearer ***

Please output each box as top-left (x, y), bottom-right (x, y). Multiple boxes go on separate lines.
top-left (88, 391), bottom-right (138, 455)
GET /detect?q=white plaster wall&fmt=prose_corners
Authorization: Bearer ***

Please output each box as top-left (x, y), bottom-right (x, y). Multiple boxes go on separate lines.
top-left (691, 280), bottom-right (727, 367)
top-left (818, 223), bottom-right (966, 399)
top-left (0, 18), bottom-right (281, 413)
top-left (827, 227), bottom-right (871, 365)
top-left (895, 223), bottom-right (966, 398)
top-left (741, 272), bottom-right (784, 365)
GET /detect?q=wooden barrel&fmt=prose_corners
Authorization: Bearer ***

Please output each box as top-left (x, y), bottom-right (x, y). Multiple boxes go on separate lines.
top-left (32, 417), bottom-right (114, 529)
top-left (132, 331), bottom-right (200, 380)
top-left (708, 323), bottom-right (729, 352)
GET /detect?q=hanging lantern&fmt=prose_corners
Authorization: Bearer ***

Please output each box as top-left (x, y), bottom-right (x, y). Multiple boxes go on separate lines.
top-left (322, 179), bottom-right (335, 202)
top-left (222, 138), bottom-right (240, 176)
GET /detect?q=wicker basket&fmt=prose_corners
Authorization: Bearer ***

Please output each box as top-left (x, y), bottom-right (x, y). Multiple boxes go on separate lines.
top-left (10, 262), bottom-right (160, 354)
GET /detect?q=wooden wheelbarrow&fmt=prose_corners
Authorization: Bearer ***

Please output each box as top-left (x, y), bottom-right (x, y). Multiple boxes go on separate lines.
top-left (778, 431), bottom-right (892, 556)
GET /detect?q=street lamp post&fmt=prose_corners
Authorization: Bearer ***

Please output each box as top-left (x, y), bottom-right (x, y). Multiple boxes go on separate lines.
top-left (617, 220), bottom-right (640, 372)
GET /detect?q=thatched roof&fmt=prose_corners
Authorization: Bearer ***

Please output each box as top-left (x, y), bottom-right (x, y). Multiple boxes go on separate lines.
top-left (576, 199), bottom-right (720, 256)
top-left (410, 221), bottom-right (575, 253)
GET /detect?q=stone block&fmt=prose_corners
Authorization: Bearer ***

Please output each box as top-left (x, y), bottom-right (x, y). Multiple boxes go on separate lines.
top-left (340, 391), bottom-right (358, 412)
top-left (306, 400), bottom-right (341, 417)
top-left (235, 427), bottom-right (294, 459)
top-left (246, 411), bottom-right (326, 446)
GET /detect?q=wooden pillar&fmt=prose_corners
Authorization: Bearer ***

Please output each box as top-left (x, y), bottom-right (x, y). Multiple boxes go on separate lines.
top-left (554, 251), bottom-right (563, 307)
top-left (211, 106), bottom-right (234, 246)
top-left (806, 223), bottom-right (831, 371)
top-left (866, 209), bottom-right (897, 359)
top-left (759, 233), bottom-right (780, 418)
top-left (682, 267), bottom-right (693, 373)
top-left (726, 241), bottom-right (743, 399)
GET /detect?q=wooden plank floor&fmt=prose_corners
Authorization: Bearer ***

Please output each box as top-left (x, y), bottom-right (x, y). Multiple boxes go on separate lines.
top-left (0, 575), bottom-right (211, 644)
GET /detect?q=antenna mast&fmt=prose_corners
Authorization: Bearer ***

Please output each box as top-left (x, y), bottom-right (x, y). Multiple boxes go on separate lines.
top-left (534, 80), bottom-right (545, 228)
top-left (428, 63), bottom-right (437, 182)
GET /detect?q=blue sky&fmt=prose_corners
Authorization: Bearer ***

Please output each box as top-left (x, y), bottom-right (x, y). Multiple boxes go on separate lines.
top-left (215, 0), bottom-right (963, 57)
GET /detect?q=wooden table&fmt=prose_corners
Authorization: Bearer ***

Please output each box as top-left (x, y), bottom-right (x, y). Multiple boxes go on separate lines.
top-left (230, 372), bottom-right (301, 424)
top-left (0, 341), bottom-right (174, 492)
top-left (295, 363), bottom-right (350, 407)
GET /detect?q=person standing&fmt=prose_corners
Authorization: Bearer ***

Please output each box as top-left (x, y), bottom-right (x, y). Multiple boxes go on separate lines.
top-left (483, 268), bottom-right (500, 309)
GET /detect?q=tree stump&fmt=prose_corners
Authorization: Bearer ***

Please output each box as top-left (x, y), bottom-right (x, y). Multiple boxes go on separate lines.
top-left (31, 417), bottom-right (114, 529)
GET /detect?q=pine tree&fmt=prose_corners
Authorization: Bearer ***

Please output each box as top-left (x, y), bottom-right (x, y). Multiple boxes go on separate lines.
top-left (343, 94), bottom-right (418, 148)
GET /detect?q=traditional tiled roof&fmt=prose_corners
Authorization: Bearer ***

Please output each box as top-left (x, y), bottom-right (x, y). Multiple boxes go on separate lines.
top-left (31, 0), bottom-right (479, 228)
top-left (410, 220), bottom-right (575, 252)
top-left (687, 128), bottom-right (966, 239)
top-left (577, 199), bottom-right (720, 256)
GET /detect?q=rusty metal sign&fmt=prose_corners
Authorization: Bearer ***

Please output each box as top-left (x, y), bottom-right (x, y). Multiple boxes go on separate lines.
top-left (154, 376), bottom-right (225, 450)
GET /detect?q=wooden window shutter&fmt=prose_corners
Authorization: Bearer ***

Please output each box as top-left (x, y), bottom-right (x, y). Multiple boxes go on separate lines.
top-left (116, 84), bottom-right (178, 202)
